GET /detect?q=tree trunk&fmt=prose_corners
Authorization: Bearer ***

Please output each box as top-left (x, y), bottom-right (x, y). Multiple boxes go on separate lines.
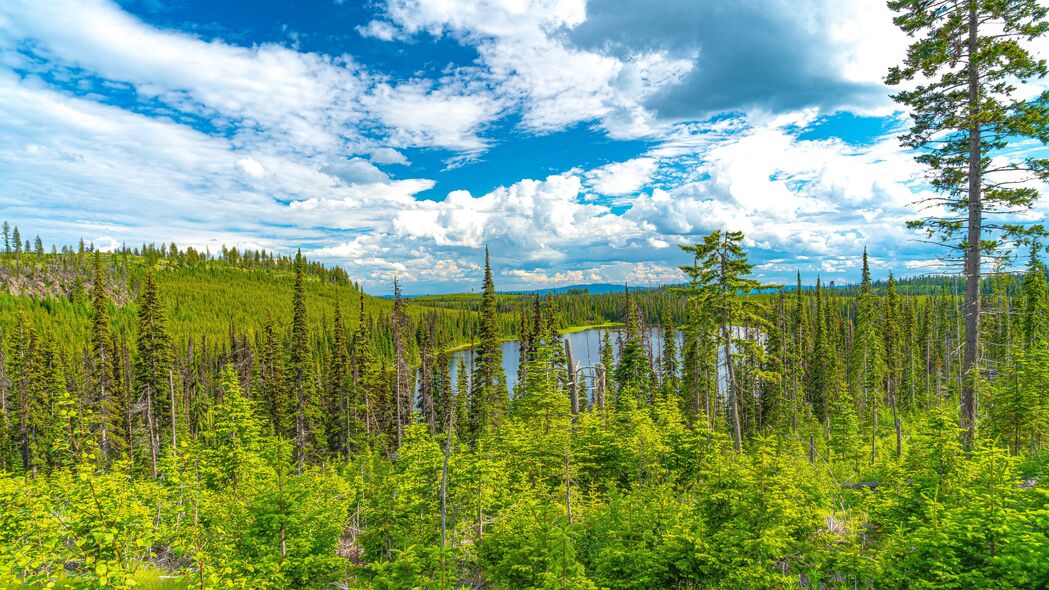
top-left (564, 339), bottom-right (579, 414)
top-left (145, 384), bottom-right (158, 478)
top-left (961, 0), bottom-right (982, 449)
top-left (595, 363), bottom-right (606, 415)
top-left (723, 322), bottom-right (741, 451)
top-left (169, 370), bottom-right (177, 451)
top-left (439, 411), bottom-right (451, 590)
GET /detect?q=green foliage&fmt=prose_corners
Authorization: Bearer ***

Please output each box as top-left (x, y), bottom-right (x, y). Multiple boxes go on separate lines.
top-left (2, 233), bottom-right (1049, 589)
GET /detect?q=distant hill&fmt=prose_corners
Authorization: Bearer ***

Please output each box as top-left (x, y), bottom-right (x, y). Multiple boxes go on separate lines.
top-left (501, 283), bottom-right (662, 296)
top-left (386, 282), bottom-right (666, 299)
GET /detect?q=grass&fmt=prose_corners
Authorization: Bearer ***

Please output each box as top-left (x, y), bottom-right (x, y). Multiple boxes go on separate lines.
top-left (558, 322), bottom-right (623, 335)
top-left (1, 567), bottom-right (187, 589)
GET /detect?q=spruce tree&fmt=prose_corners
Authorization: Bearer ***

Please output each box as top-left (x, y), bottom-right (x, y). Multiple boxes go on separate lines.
top-left (469, 247), bottom-right (507, 438)
top-left (90, 253), bottom-right (121, 461)
top-left (884, 273), bottom-right (903, 458)
top-left (809, 278), bottom-right (834, 425)
top-left (288, 250), bottom-right (319, 473)
top-left (1022, 245), bottom-right (1049, 349)
top-left (329, 299), bottom-right (350, 458)
top-left (613, 289), bottom-right (651, 412)
top-left (850, 249), bottom-right (885, 420)
top-left (679, 230), bottom-right (775, 449)
top-left (133, 269), bottom-right (172, 477)
top-left (659, 317), bottom-right (679, 401)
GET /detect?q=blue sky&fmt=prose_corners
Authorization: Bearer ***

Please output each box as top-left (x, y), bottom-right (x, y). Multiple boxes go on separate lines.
top-left (2, 0), bottom-right (1047, 294)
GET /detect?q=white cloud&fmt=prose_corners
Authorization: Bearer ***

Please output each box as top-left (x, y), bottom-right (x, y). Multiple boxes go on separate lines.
top-left (584, 157), bottom-right (658, 197)
top-left (357, 20), bottom-right (401, 41)
top-left (372, 0), bottom-right (693, 137)
top-left (237, 158), bottom-right (266, 178)
top-left (363, 80), bottom-right (503, 153)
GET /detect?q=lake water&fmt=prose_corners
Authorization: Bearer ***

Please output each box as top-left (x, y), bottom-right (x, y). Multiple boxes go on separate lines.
top-left (442, 326), bottom-right (683, 396)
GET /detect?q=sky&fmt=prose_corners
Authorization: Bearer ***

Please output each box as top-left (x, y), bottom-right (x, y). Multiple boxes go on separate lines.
top-left (1, 0), bottom-right (1048, 295)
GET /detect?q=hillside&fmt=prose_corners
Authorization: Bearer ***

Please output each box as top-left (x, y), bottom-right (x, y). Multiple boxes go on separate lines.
top-left (0, 246), bottom-right (477, 355)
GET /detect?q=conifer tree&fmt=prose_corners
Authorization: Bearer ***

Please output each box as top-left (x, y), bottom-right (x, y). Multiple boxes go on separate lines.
top-left (133, 269), bottom-right (172, 477)
top-left (469, 247), bottom-right (507, 438)
top-left (349, 292), bottom-right (372, 443)
top-left (288, 250), bottom-right (319, 473)
top-left (613, 290), bottom-right (651, 412)
top-left (808, 278), bottom-right (835, 425)
top-left (90, 253), bottom-right (122, 461)
top-left (259, 315), bottom-right (290, 438)
top-left (884, 273), bottom-right (903, 458)
top-left (514, 298), bottom-right (570, 430)
top-left (850, 250), bottom-right (885, 426)
top-left (454, 357), bottom-right (470, 438)
top-left (391, 277), bottom-right (411, 446)
top-left (790, 272), bottom-right (809, 431)
top-left (761, 290), bottom-right (790, 431)
top-left (206, 365), bottom-right (264, 490)
top-left (659, 317), bottom-right (679, 401)
top-left (329, 299), bottom-right (350, 458)
top-left (679, 230), bottom-right (775, 449)
top-left (887, 0), bottom-right (1049, 446)
top-left (8, 314), bottom-right (38, 472)
top-left (1022, 245), bottom-right (1048, 349)
top-left (598, 329), bottom-right (614, 386)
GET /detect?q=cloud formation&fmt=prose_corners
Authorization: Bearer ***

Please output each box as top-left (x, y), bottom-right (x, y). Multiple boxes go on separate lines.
top-left (2, 0), bottom-right (1041, 294)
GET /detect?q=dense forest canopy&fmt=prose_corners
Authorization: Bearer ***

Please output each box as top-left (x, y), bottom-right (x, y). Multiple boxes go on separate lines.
top-left (1, 217), bottom-right (1048, 588)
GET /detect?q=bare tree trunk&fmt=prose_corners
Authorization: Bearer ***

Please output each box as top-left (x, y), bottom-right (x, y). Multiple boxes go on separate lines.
top-left (439, 409), bottom-right (452, 590)
top-left (961, 0), bottom-right (982, 449)
top-left (723, 323), bottom-right (742, 451)
top-left (565, 339), bottom-right (579, 414)
top-left (870, 403), bottom-right (877, 465)
top-left (169, 370), bottom-right (177, 451)
top-left (595, 364), bottom-right (606, 419)
top-left (893, 400), bottom-right (902, 459)
top-left (145, 384), bottom-right (158, 478)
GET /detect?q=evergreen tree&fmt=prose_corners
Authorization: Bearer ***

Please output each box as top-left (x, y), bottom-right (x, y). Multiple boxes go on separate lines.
top-left (884, 273), bottom-right (903, 458)
top-left (90, 253), bottom-right (122, 460)
top-left (133, 269), bottom-right (172, 477)
top-left (329, 299), bottom-right (350, 458)
top-left (469, 247), bottom-right (507, 439)
top-left (679, 230), bottom-right (775, 449)
top-left (659, 316), bottom-right (679, 401)
top-left (1022, 245), bottom-right (1049, 349)
top-left (391, 277), bottom-right (412, 447)
top-left (887, 0), bottom-right (1049, 446)
top-left (288, 250), bottom-right (320, 473)
top-left (808, 278), bottom-right (836, 426)
top-left (613, 289), bottom-right (651, 412)
top-left (849, 249), bottom-right (885, 432)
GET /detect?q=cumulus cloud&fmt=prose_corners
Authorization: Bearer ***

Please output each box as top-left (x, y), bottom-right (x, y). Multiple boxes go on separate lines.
top-left (584, 157), bottom-right (658, 197)
top-left (4, 0), bottom-right (1036, 293)
top-left (570, 0), bottom-right (909, 119)
top-left (371, 0), bottom-right (693, 137)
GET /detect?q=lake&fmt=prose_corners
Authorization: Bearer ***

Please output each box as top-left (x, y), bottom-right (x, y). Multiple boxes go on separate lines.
top-left (442, 326), bottom-right (683, 397)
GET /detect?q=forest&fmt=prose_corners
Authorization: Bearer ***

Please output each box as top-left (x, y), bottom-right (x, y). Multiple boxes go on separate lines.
top-left (4, 0), bottom-right (1049, 588)
top-left (0, 222), bottom-right (1048, 589)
